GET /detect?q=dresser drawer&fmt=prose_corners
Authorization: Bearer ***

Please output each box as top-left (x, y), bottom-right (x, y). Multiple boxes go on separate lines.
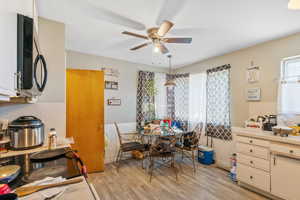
top-left (237, 153), bottom-right (270, 172)
top-left (237, 163), bottom-right (270, 192)
top-left (237, 136), bottom-right (270, 147)
top-left (237, 142), bottom-right (270, 160)
top-left (271, 142), bottom-right (300, 158)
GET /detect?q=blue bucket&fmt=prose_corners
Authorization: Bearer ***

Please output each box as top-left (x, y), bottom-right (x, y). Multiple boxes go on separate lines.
top-left (198, 146), bottom-right (214, 165)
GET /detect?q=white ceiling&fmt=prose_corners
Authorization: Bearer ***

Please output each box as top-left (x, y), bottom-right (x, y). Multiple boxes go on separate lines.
top-left (37, 0), bottom-right (300, 68)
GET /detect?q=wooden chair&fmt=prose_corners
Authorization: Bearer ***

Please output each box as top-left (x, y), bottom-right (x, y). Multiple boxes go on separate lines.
top-left (148, 135), bottom-right (178, 182)
top-left (176, 123), bottom-right (203, 173)
top-left (114, 122), bottom-right (146, 170)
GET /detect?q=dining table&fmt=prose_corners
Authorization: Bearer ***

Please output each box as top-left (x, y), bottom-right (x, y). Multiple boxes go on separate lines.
top-left (138, 126), bottom-right (186, 176)
top-left (139, 126), bottom-right (184, 145)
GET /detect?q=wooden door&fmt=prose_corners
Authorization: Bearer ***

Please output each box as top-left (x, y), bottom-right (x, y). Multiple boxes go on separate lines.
top-left (67, 69), bottom-right (104, 173)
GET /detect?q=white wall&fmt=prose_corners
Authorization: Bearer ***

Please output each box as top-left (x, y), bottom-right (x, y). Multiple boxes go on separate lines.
top-left (0, 18), bottom-right (66, 138)
top-left (66, 50), bottom-right (168, 124)
top-left (176, 32), bottom-right (300, 127)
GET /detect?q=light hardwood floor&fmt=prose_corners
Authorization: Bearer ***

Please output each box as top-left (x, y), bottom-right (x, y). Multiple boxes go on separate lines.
top-left (89, 158), bottom-right (269, 200)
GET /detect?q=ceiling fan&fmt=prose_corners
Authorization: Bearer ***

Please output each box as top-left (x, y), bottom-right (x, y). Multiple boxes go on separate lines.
top-left (122, 20), bottom-right (192, 54)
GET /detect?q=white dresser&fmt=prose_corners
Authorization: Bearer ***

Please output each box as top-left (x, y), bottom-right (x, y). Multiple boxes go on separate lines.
top-left (234, 128), bottom-right (300, 200)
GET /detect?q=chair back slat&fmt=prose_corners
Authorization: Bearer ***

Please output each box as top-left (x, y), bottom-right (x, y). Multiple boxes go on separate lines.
top-left (150, 136), bottom-right (176, 154)
top-left (114, 122), bottom-right (123, 145)
top-left (193, 122), bottom-right (203, 145)
top-left (183, 122), bottom-right (204, 148)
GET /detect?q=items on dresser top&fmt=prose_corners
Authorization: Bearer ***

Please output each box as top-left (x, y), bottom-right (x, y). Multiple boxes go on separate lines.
top-left (244, 115), bottom-right (277, 130)
top-left (8, 116), bottom-right (45, 150)
top-left (262, 115), bottom-right (277, 131)
top-left (272, 126), bottom-right (293, 137)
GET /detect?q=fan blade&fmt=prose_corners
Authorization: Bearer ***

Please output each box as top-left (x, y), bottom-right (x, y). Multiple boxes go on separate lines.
top-left (164, 37), bottom-right (192, 43)
top-left (157, 21), bottom-right (174, 37)
top-left (122, 31), bottom-right (148, 40)
top-left (130, 42), bottom-right (151, 51)
top-left (156, 43), bottom-right (169, 54)
top-left (169, 28), bottom-right (204, 36)
top-left (156, 0), bottom-right (187, 25)
top-left (72, 0), bottom-right (146, 30)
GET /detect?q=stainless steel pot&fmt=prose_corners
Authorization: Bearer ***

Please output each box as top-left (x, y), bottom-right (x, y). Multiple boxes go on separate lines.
top-left (8, 116), bottom-right (44, 150)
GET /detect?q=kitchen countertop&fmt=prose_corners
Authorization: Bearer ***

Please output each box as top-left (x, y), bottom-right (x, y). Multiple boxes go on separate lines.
top-left (232, 127), bottom-right (300, 146)
top-left (45, 176), bottom-right (99, 200)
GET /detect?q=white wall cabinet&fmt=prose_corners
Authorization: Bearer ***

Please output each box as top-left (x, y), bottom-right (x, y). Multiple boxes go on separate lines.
top-left (0, 10), bottom-right (17, 97)
top-left (0, 0), bottom-right (38, 98)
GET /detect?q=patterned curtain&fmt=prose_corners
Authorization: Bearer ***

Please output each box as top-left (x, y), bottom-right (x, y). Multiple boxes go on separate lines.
top-left (137, 71), bottom-right (155, 129)
top-left (167, 73), bottom-right (189, 130)
top-left (206, 65), bottom-right (232, 140)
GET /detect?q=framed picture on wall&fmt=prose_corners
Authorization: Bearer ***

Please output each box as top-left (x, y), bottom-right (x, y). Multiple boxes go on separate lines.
top-left (105, 81), bottom-right (119, 90)
top-left (247, 66), bottom-right (260, 83)
top-left (107, 98), bottom-right (121, 106)
top-left (247, 88), bottom-right (261, 101)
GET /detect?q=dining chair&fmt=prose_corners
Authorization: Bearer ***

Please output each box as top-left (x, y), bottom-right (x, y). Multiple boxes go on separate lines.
top-left (114, 122), bottom-right (147, 170)
top-left (176, 122), bottom-right (203, 173)
top-left (148, 135), bottom-right (178, 182)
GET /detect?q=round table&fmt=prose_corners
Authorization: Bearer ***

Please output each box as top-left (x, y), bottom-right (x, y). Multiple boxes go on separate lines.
top-left (139, 127), bottom-right (184, 144)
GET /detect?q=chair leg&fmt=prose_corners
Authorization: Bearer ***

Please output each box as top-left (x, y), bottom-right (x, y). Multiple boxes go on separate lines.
top-left (177, 156), bottom-right (183, 172)
top-left (141, 155), bottom-right (146, 169)
top-left (115, 149), bottom-right (121, 164)
top-left (117, 151), bottom-right (123, 172)
top-left (149, 157), bottom-right (154, 183)
top-left (171, 155), bottom-right (178, 181)
top-left (192, 150), bottom-right (196, 173)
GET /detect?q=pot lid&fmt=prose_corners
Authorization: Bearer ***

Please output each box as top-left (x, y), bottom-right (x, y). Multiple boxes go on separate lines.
top-left (9, 116), bottom-right (43, 127)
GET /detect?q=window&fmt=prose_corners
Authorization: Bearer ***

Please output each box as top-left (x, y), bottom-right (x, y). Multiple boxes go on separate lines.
top-left (173, 74), bottom-right (189, 122)
top-left (206, 65), bottom-right (231, 140)
top-left (279, 56), bottom-right (300, 114)
top-left (154, 73), bottom-right (167, 119)
top-left (189, 73), bottom-right (206, 130)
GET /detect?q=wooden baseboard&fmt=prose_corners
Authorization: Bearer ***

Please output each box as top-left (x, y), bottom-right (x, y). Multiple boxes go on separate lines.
top-left (238, 181), bottom-right (283, 200)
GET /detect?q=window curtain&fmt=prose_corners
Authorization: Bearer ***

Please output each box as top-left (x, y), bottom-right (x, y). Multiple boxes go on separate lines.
top-left (167, 73), bottom-right (189, 130)
top-left (189, 73), bottom-right (207, 131)
top-left (154, 73), bottom-right (167, 119)
top-left (136, 71), bottom-right (155, 129)
top-left (206, 65), bottom-right (232, 140)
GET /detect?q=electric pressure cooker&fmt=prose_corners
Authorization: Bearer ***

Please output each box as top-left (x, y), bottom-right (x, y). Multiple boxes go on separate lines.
top-left (8, 116), bottom-right (45, 150)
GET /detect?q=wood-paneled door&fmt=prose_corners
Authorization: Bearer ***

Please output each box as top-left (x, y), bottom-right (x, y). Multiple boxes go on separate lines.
top-left (67, 69), bottom-right (104, 173)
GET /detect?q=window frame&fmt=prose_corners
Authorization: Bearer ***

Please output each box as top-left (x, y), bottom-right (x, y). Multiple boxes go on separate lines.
top-left (281, 55), bottom-right (300, 81)
top-left (279, 55), bottom-right (300, 115)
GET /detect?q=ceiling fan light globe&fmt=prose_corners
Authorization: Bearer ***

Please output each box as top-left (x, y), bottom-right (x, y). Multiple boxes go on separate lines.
top-left (153, 46), bottom-right (160, 53)
top-left (164, 80), bottom-right (176, 87)
top-left (288, 0), bottom-right (300, 9)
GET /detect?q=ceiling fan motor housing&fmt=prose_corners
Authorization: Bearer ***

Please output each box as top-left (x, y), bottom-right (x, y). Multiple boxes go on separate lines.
top-left (147, 28), bottom-right (160, 40)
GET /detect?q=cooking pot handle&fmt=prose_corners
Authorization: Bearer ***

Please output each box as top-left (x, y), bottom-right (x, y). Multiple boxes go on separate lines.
top-left (18, 116), bottom-right (38, 120)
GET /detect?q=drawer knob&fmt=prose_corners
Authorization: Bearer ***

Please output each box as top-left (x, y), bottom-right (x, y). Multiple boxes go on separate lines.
top-left (290, 150), bottom-right (294, 154)
top-left (250, 149), bottom-right (253, 153)
top-left (250, 160), bottom-right (253, 164)
top-left (250, 176), bottom-right (253, 179)
top-left (249, 140), bottom-right (253, 143)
